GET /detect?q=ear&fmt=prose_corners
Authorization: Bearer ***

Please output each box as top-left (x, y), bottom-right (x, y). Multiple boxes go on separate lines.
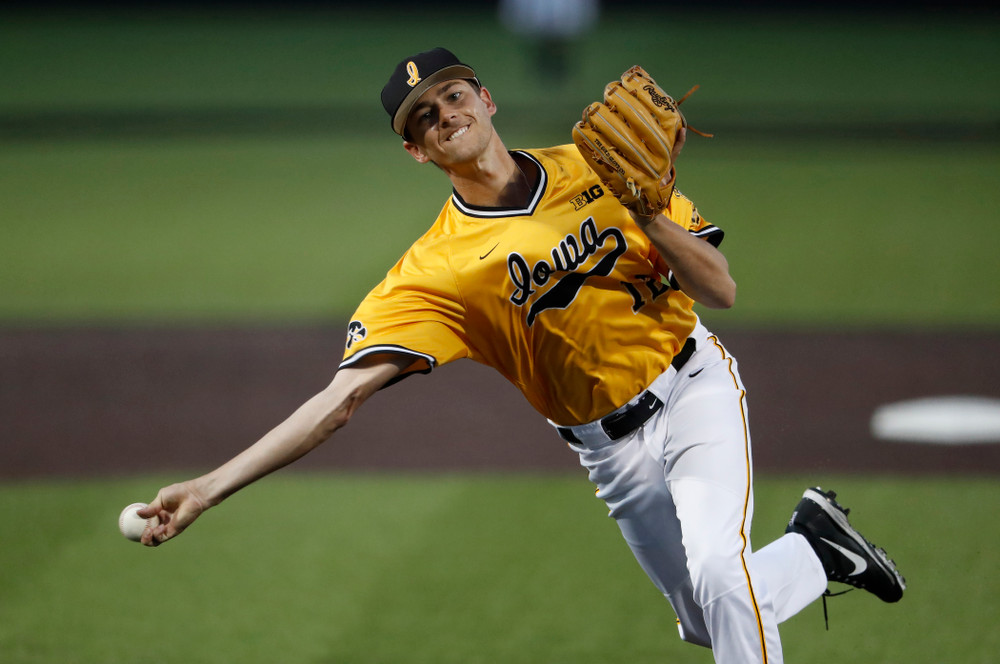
top-left (479, 86), bottom-right (497, 117)
top-left (403, 140), bottom-right (430, 164)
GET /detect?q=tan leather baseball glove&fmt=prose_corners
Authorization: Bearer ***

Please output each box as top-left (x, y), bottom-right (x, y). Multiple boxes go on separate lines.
top-left (573, 66), bottom-right (707, 219)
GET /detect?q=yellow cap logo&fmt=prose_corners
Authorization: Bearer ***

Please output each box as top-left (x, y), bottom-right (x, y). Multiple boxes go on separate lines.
top-left (406, 61), bottom-right (421, 87)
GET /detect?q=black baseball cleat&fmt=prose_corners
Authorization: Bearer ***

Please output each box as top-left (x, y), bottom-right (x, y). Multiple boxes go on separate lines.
top-left (786, 487), bottom-right (906, 603)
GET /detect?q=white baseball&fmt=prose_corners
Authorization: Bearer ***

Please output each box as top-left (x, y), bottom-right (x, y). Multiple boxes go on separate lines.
top-left (118, 502), bottom-right (158, 542)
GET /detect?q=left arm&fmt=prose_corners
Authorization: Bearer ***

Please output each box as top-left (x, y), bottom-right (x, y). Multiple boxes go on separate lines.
top-left (630, 124), bottom-right (735, 309)
top-left (631, 210), bottom-right (736, 309)
top-left (575, 83), bottom-right (734, 307)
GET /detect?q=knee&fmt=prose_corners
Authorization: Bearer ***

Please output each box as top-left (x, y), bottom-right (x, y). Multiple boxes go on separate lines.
top-left (688, 551), bottom-right (747, 605)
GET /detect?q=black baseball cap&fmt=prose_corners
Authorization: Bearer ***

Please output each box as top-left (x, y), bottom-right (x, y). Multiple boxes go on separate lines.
top-left (381, 47), bottom-right (478, 137)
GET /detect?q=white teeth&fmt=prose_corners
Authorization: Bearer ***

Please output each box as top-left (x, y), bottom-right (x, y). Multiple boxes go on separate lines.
top-left (448, 126), bottom-right (469, 141)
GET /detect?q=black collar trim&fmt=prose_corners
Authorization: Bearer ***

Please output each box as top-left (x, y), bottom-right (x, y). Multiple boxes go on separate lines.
top-left (450, 151), bottom-right (547, 218)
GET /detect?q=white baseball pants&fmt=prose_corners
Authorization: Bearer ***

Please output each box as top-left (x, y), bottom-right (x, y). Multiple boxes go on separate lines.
top-left (558, 324), bottom-right (826, 663)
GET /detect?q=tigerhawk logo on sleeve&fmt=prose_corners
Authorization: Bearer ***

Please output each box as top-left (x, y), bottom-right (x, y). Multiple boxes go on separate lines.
top-left (346, 320), bottom-right (367, 349)
top-left (506, 217), bottom-right (627, 327)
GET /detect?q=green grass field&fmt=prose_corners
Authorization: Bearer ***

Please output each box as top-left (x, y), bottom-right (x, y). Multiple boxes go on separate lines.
top-left (1, 474), bottom-right (997, 663)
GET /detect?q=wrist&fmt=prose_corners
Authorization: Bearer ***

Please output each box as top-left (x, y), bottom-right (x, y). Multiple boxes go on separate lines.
top-left (193, 473), bottom-right (227, 508)
top-left (628, 209), bottom-right (661, 228)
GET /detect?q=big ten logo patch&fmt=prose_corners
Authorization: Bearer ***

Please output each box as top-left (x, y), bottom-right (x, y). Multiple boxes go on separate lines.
top-left (571, 184), bottom-right (604, 211)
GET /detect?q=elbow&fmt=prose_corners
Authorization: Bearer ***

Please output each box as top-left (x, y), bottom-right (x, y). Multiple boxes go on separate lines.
top-left (320, 401), bottom-right (358, 439)
top-left (719, 278), bottom-right (737, 309)
top-left (316, 389), bottom-right (365, 439)
top-left (313, 358), bottom-right (402, 441)
top-left (705, 277), bottom-right (737, 310)
top-left (321, 411), bottom-right (351, 438)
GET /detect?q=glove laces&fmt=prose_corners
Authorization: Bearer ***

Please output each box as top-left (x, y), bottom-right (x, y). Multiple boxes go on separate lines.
top-left (676, 85), bottom-right (714, 138)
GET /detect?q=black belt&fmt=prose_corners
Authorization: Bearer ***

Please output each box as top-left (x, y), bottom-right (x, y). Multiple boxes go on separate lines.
top-left (558, 337), bottom-right (696, 444)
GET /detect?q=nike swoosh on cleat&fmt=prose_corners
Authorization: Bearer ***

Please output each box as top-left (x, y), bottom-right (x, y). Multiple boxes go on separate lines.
top-left (820, 537), bottom-right (869, 576)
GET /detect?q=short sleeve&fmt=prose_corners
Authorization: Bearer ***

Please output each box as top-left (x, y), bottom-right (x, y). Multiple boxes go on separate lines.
top-left (688, 205), bottom-right (724, 248)
top-left (340, 240), bottom-right (470, 380)
top-left (650, 189), bottom-right (725, 288)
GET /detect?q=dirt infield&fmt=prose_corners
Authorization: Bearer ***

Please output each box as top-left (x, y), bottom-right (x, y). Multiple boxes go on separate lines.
top-left (2, 325), bottom-right (998, 479)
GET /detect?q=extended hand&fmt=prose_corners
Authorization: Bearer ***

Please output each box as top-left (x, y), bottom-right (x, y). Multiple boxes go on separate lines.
top-left (138, 481), bottom-right (209, 547)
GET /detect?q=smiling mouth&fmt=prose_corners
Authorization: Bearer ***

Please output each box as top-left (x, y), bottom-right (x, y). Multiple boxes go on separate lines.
top-left (447, 125), bottom-right (470, 142)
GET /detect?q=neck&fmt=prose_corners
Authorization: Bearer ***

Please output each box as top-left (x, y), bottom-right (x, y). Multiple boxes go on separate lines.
top-left (445, 136), bottom-right (534, 208)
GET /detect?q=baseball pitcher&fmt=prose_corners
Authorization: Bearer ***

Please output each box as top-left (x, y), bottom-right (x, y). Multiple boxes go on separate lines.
top-left (137, 48), bottom-right (905, 664)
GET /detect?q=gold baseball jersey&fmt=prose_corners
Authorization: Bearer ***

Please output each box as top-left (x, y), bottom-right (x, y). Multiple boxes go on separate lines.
top-left (341, 144), bottom-right (723, 426)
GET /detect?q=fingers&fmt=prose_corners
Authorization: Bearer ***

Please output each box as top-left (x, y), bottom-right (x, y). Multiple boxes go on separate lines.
top-left (140, 506), bottom-right (178, 547)
top-left (135, 500), bottom-right (159, 519)
top-left (136, 482), bottom-right (208, 547)
top-left (672, 127), bottom-right (687, 162)
top-left (142, 519), bottom-right (175, 547)
top-left (140, 524), bottom-right (159, 547)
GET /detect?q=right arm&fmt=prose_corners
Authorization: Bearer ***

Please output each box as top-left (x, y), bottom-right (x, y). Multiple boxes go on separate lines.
top-left (138, 354), bottom-right (411, 546)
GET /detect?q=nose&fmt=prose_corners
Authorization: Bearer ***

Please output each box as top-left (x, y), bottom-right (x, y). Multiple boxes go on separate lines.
top-left (440, 108), bottom-right (459, 127)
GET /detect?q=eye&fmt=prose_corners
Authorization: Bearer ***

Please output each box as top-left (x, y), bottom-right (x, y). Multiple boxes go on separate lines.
top-left (449, 91), bottom-right (461, 101)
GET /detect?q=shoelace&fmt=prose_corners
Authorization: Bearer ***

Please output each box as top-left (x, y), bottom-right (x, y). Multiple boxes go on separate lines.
top-left (821, 588), bottom-right (855, 630)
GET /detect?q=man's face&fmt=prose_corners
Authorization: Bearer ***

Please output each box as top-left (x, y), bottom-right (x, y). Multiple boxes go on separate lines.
top-left (402, 79), bottom-right (497, 168)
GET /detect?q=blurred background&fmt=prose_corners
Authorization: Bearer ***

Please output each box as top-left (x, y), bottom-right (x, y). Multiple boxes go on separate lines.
top-left (0, 2), bottom-right (998, 662)
top-left (2, 0), bottom-right (998, 323)
top-left (2, 0), bottom-right (997, 474)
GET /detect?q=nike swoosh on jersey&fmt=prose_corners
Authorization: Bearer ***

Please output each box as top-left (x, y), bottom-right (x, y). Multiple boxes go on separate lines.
top-left (479, 243), bottom-right (499, 260)
top-left (820, 537), bottom-right (868, 576)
